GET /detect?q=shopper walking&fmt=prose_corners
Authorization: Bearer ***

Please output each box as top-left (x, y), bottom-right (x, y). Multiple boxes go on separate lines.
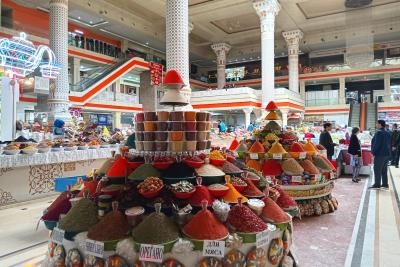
top-left (319, 123), bottom-right (336, 160)
top-left (390, 123), bottom-right (399, 167)
top-left (348, 127), bottom-right (362, 183)
top-left (370, 120), bottom-right (391, 189)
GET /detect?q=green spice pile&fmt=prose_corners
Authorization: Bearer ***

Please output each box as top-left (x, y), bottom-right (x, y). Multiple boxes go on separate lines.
top-left (87, 209), bottom-right (130, 241)
top-left (128, 163), bottom-right (161, 180)
top-left (58, 198), bottom-right (98, 232)
top-left (132, 209), bottom-right (179, 244)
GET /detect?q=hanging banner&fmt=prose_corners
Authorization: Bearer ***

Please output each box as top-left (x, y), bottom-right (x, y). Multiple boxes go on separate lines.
top-left (150, 62), bottom-right (163, 86)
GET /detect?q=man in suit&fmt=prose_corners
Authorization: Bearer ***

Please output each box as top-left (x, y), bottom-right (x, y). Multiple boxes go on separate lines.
top-left (319, 123), bottom-right (336, 160)
top-left (390, 123), bottom-right (399, 167)
top-left (370, 120), bottom-right (392, 189)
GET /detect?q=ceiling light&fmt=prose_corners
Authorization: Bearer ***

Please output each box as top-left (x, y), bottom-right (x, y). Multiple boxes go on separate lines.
top-left (89, 21), bottom-right (93, 24)
top-left (145, 42), bottom-right (149, 45)
top-left (74, 29), bottom-right (84, 34)
top-left (78, 16), bottom-right (81, 20)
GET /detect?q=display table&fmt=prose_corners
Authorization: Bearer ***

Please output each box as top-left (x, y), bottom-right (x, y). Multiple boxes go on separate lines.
top-left (0, 148), bottom-right (118, 206)
top-left (335, 146), bottom-right (373, 177)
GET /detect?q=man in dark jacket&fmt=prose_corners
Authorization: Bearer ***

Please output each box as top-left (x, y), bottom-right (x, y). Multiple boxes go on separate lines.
top-left (319, 123), bottom-right (336, 160)
top-left (371, 120), bottom-right (392, 189)
top-left (390, 123), bottom-right (399, 167)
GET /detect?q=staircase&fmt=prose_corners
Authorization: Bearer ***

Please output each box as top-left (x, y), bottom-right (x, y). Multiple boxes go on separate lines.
top-left (348, 103), bottom-right (361, 128)
top-left (365, 102), bottom-right (378, 133)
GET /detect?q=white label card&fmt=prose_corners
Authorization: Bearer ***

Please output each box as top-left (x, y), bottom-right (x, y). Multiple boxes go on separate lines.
top-left (273, 154), bottom-right (282, 160)
top-left (139, 244), bottom-right (164, 263)
top-left (292, 176), bottom-right (302, 183)
top-left (256, 230), bottom-right (270, 248)
top-left (249, 153), bottom-right (259, 160)
top-left (203, 240), bottom-right (225, 258)
top-left (51, 227), bottom-right (64, 244)
top-left (299, 152), bottom-right (307, 159)
top-left (331, 172), bottom-right (336, 179)
top-left (316, 174), bottom-right (322, 180)
top-left (233, 152), bottom-right (239, 157)
top-left (85, 239), bottom-right (104, 258)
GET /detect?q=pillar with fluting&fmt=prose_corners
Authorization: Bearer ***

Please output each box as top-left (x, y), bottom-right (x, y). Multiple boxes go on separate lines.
top-left (211, 43), bottom-right (231, 89)
top-left (339, 77), bottom-right (346, 104)
top-left (282, 30), bottom-right (303, 93)
top-left (253, 0), bottom-right (280, 109)
top-left (166, 0), bottom-right (190, 102)
top-left (48, 0), bottom-right (70, 121)
top-left (71, 57), bottom-right (81, 84)
top-left (280, 109), bottom-right (289, 127)
top-left (243, 108), bottom-right (253, 129)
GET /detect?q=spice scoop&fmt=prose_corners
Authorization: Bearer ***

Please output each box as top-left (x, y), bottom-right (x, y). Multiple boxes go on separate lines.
top-left (173, 204), bottom-right (193, 227)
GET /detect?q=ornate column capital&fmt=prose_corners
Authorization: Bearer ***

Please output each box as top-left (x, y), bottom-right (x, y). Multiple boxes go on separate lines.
top-left (50, 0), bottom-right (68, 6)
top-left (282, 29), bottom-right (303, 48)
top-left (211, 43), bottom-right (231, 56)
top-left (252, 0), bottom-right (280, 18)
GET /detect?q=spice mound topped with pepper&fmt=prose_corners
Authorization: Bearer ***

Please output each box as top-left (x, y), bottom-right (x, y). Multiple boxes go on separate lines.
top-left (273, 186), bottom-right (298, 210)
top-left (218, 161), bottom-right (242, 174)
top-left (246, 159), bottom-right (262, 172)
top-left (227, 198), bottom-right (266, 233)
top-left (281, 158), bottom-right (304, 176)
top-left (312, 155), bottom-right (334, 171)
top-left (261, 197), bottom-right (290, 223)
top-left (87, 202), bottom-right (130, 241)
top-left (248, 140), bottom-right (265, 153)
top-left (209, 150), bottom-right (225, 160)
top-left (189, 180), bottom-right (214, 207)
top-left (132, 203), bottom-right (179, 244)
top-left (128, 164), bottom-right (161, 180)
top-left (266, 111), bottom-right (279, 120)
top-left (242, 179), bottom-right (264, 198)
top-left (299, 159), bottom-right (320, 175)
top-left (303, 140), bottom-right (317, 153)
top-left (58, 197), bottom-right (98, 232)
top-left (223, 182), bottom-right (247, 204)
top-left (42, 191), bottom-right (71, 221)
top-left (289, 142), bottom-right (305, 153)
top-left (268, 141), bottom-right (287, 154)
top-left (162, 162), bottom-right (195, 178)
top-left (262, 159), bottom-right (283, 176)
top-left (183, 201), bottom-right (229, 240)
top-left (235, 142), bottom-right (248, 152)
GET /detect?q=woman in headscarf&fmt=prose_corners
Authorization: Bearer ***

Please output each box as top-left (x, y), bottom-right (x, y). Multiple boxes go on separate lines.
top-left (53, 119), bottom-right (65, 137)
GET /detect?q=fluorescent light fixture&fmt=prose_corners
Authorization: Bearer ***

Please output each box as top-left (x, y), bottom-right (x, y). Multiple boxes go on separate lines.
top-left (74, 29), bottom-right (84, 34)
top-left (69, 17), bottom-right (109, 28)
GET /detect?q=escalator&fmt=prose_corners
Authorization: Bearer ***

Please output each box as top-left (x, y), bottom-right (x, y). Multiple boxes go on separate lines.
top-left (365, 102), bottom-right (378, 133)
top-left (348, 103), bottom-right (361, 128)
top-left (69, 57), bottom-right (149, 104)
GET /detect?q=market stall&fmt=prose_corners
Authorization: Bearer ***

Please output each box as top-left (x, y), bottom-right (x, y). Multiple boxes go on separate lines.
top-left (40, 71), bottom-right (296, 267)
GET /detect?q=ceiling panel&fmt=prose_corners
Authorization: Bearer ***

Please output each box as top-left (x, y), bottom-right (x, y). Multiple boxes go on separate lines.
top-left (210, 13), bottom-right (259, 34)
top-left (189, 0), bottom-right (214, 6)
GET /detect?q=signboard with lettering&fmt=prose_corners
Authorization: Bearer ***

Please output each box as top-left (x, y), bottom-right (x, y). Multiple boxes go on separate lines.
top-left (256, 230), bottom-right (270, 248)
top-left (203, 240), bottom-right (225, 258)
top-left (51, 227), bottom-right (65, 244)
top-left (139, 244), bottom-right (164, 263)
top-left (85, 239), bottom-right (104, 258)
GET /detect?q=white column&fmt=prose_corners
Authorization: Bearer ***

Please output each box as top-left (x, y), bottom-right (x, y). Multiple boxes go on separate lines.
top-left (384, 73), bottom-right (391, 102)
top-left (166, 0), bottom-right (190, 102)
top-left (113, 111), bottom-right (122, 129)
top-left (253, 0), bottom-right (280, 109)
top-left (282, 30), bottom-right (303, 93)
top-left (281, 109), bottom-right (289, 127)
top-left (211, 43), bottom-right (231, 89)
top-left (243, 108), bottom-right (253, 129)
top-left (300, 80), bottom-right (306, 100)
top-left (48, 0), bottom-right (70, 121)
top-left (339, 77), bottom-right (346, 104)
top-left (71, 57), bottom-right (81, 84)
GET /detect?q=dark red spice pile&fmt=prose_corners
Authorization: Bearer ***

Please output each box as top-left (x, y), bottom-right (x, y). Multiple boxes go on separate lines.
top-left (42, 191), bottom-right (71, 221)
top-left (87, 209), bottom-right (130, 241)
top-left (262, 159), bottom-right (283, 176)
top-left (227, 203), bottom-right (266, 232)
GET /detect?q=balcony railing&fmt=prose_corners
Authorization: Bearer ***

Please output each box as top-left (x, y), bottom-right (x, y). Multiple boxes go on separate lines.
top-left (92, 91), bottom-right (139, 104)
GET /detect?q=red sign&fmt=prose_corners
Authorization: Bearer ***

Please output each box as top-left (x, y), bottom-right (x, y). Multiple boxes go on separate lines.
top-left (150, 62), bottom-right (163, 86)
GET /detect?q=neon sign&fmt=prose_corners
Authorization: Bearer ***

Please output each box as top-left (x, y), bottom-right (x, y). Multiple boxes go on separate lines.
top-left (0, 32), bottom-right (61, 78)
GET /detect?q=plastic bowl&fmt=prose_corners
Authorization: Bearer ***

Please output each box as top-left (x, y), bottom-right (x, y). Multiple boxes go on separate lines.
top-left (172, 188), bottom-right (196, 200)
top-left (152, 161), bottom-right (173, 170)
top-left (209, 158), bottom-right (226, 166)
top-left (183, 159), bottom-right (204, 169)
top-left (232, 184), bottom-right (247, 192)
top-left (139, 186), bottom-right (163, 199)
top-left (208, 187), bottom-right (229, 198)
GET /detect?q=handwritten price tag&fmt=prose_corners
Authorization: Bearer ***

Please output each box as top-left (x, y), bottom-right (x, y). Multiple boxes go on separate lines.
top-left (139, 244), bottom-right (164, 263)
top-left (85, 239), bottom-right (104, 258)
top-left (273, 154), bottom-right (282, 160)
top-left (291, 176), bottom-right (302, 183)
top-left (330, 172), bottom-right (336, 179)
top-left (203, 240), bottom-right (225, 258)
top-left (299, 152), bottom-right (307, 159)
top-left (51, 227), bottom-right (64, 244)
top-left (315, 174), bottom-right (322, 180)
top-left (249, 153), bottom-right (259, 160)
top-left (256, 230), bottom-right (270, 248)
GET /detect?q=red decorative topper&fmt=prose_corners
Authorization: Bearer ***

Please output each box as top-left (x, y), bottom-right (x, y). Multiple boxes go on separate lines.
top-left (266, 101), bottom-right (278, 111)
top-left (150, 62), bottom-right (163, 86)
top-left (163, 69), bottom-right (185, 88)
